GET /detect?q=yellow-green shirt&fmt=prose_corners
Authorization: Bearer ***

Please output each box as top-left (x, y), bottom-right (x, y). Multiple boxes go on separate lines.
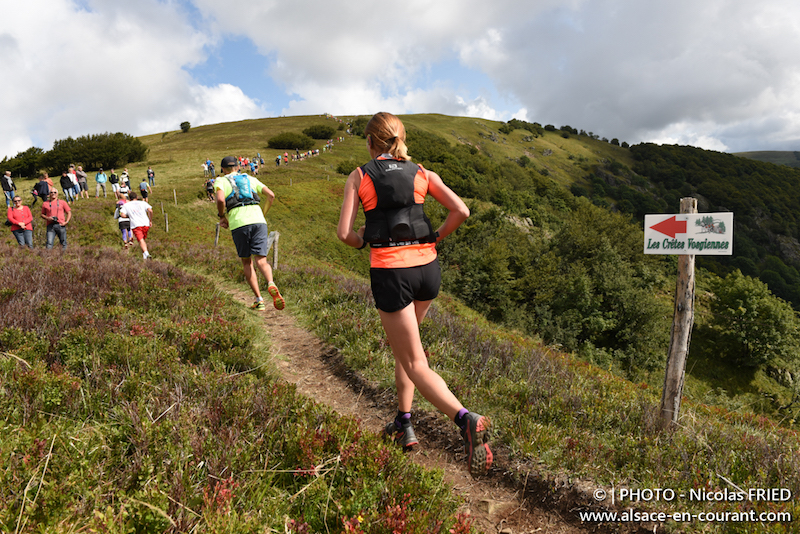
top-left (214, 173), bottom-right (268, 231)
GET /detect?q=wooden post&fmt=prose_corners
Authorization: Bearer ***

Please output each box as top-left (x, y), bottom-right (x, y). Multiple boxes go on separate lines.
top-left (164, 212), bottom-right (169, 233)
top-left (273, 232), bottom-right (280, 270)
top-left (659, 197), bottom-right (698, 429)
top-left (214, 222), bottom-right (220, 247)
top-left (173, 189), bottom-right (177, 206)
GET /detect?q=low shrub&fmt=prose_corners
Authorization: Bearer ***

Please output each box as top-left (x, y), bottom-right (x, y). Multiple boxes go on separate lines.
top-left (267, 132), bottom-right (315, 151)
top-left (302, 124), bottom-right (336, 140)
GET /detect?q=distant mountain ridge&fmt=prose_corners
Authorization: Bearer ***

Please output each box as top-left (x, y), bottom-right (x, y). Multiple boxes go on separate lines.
top-left (734, 150), bottom-right (800, 168)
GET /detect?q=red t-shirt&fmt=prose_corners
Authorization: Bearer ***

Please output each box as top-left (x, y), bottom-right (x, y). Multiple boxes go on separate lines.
top-left (41, 199), bottom-right (71, 226)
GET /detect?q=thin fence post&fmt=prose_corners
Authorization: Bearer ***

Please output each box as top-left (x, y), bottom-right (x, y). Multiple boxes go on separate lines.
top-left (659, 197), bottom-right (698, 430)
top-left (173, 190), bottom-right (177, 206)
top-left (214, 223), bottom-right (220, 247)
top-left (164, 212), bottom-right (169, 233)
top-left (273, 232), bottom-right (280, 270)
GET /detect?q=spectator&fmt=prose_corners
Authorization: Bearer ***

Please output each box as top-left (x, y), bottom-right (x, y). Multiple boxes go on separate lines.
top-left (215, 155), bottom-right (284, 311)
top-left (120, 191), bottom-right (153, 260)
top-left (59, 171), bottom-right (75, 204)
top-left (30, 174), bottom-right (51, 208)
top-left (7, 194), bottom-right (33, 248)
top-left (95, 168), bottom-right (107, 198)
top-left (43, 172), bottom-right (55, 192)
top-left (41, 189), bottom-right (72, 250)
top-left (76, 166), bottom-right (89, 199)
top-left (68, 166), bottom-right (80, 201)
top-left (2, 170), bottom-right (16, 207)
top-left (147, 166), bottom-right (155, 187)
top-left (109, 168), bottom-right (120, 198)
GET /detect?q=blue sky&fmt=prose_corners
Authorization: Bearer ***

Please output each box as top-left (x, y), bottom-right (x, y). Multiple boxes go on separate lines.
top-left (2, 0), bottom-right (800, 161)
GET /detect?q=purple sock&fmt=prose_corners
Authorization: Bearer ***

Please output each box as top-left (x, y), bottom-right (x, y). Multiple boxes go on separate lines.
top-left (455, 408), bottom-right (469, 429)
top-left (395, 411), bottom-right (411, 429)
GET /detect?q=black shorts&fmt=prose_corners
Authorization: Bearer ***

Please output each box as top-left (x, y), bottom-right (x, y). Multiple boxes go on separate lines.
top-left (370, 258), bottom-right (441, 312)
top-left (231, 223), bottom-right (270, 258)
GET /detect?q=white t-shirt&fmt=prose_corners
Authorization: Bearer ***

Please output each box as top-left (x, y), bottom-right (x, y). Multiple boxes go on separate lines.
top-left (120, 200), bottom-right (152, 229)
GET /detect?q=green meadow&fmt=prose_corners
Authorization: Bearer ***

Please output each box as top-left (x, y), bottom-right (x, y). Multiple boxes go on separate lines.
top-left (1, 115), bottom-right (798, 533)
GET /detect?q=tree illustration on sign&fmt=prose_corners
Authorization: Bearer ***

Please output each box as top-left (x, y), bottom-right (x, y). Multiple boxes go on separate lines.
top-left (695, 216), bottom-right (726, 234)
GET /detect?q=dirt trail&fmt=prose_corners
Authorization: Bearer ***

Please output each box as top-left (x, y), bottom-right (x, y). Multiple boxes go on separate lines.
top-left (228, 289), bottom-right (611, 534)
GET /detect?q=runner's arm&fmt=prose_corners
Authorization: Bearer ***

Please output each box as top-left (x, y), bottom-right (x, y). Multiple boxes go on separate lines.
top-left (215, 188), bottom-right (229, 229)
top-left (336, 169), bottom-right (365, 248)
top-left (425, 168), bottom-right (469, 242)
top-left (260, 185), bottom-right (275, 214)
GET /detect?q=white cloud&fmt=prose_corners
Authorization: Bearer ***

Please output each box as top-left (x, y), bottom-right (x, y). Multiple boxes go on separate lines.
top-left (191, 0), bottom-right (531, 115)
top-left (4, 0), bottom-right (800, 161)
top-left (138, 84), bottom-right (264, 135)
top-left (0, 0), bottom-right (263, 160)
top-left (457, 0), bottom-right (800, 150)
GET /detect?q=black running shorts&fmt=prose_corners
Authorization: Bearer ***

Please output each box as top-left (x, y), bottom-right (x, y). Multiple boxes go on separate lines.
top-left (370, 258), bottom-right (441, 312)
top-left (231, 222), bottom-right (270, 258)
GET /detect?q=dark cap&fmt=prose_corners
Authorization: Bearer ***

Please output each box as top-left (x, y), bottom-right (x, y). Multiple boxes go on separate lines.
top-left (221, 156), bottom-right (238, 168)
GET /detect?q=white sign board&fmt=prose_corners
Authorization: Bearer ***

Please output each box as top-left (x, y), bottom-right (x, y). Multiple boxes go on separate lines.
top-left (644, 212), bottom-right (733, 255)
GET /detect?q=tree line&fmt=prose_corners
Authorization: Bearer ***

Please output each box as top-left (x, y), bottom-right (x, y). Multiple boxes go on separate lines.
top-left (1, 132), bottom-right (149, 177)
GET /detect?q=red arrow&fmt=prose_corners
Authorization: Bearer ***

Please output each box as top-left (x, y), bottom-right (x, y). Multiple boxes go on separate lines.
top-left (650, 216), bottom-right (687, 238)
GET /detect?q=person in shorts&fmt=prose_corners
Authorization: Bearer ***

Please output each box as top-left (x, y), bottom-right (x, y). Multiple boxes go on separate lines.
top-left (120, 191), bottom-right (153, 259)
top-left (336, 112), bottom-right (492, 477)
top-left (139, 179), bottom-right (151, 200)
top-left (205, 177), bottom-right (215, 201)
top-left (76, 166), bottom-right (89, 199)
top-left (114, 194), bottom-right (133, 248)
top-left (215, 155), bottom-right (284, 311)
top-left (109, 169), bottom-right (120, 197)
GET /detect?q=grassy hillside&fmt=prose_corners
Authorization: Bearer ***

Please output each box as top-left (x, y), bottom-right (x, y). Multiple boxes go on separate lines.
top-left (2, 114), bottom-right (799, 533)
top-left (735, 150), bottom-right (800, 168)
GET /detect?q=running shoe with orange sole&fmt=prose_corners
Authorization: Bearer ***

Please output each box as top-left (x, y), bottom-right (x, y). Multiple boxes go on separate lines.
top-left (267, 282), bottom-right (285, 310)
top-left (461, 412), bottom-right (492, 476)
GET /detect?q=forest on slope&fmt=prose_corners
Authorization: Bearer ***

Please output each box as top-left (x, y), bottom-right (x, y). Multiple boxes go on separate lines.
top-left (382, 120), bottom-right (800, 421)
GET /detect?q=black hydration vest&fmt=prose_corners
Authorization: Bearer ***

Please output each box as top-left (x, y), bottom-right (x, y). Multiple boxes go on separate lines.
top-left (361, 159), bottom-right (436, 247)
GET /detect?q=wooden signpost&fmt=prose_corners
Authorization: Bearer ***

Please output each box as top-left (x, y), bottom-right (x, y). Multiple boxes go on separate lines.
top-left (645, 199), bottom-right (733, 429)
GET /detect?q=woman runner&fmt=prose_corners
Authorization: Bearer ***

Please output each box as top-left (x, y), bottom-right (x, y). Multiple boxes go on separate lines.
top-left (337, 112), bottom-right (492, 476)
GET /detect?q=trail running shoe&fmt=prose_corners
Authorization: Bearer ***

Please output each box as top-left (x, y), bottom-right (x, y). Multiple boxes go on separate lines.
top-left (461, 412), bottom-right (493, 476)
top-left (267, 282), bottom-right (285, 310)
top-left (384, 420), bottom-right (419, 451)
top-left (250, 299), bottom-right (266, 310)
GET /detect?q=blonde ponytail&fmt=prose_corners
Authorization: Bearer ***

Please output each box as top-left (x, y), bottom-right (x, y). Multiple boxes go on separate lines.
top-left (365, 112), bottom-right (411, 161)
